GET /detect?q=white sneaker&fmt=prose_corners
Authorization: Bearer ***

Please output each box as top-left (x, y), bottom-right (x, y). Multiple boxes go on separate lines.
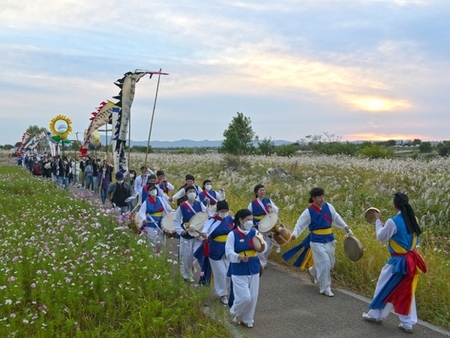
top-left (398, 323), bottom-right (413, 334)
top-left (362, 312), bottom-right (382, 323)
top-left (322, 291), bottom-right (334, 297)
top-left (242, 322), bottom-right (253, 328)
top-left (220, 296), bottom-right (228, 305)
top-left (232, 316), bottom-right (241, 324)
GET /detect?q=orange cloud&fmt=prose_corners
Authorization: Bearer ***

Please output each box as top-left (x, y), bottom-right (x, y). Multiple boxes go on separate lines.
top-left (344, 133), bottom-right (425, 142)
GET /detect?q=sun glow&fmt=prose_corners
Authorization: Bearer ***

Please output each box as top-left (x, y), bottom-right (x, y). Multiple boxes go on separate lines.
top-left (345, 96), bottom-right (412, 112)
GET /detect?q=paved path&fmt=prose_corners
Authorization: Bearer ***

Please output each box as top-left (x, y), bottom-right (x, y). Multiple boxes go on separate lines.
top-left (226, 261), bottom-right (450, 338)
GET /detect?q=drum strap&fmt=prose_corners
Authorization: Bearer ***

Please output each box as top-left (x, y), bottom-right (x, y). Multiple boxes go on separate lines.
top-left (145, 213), bottom-right (162, 230)
top-left (213, 235), bottom-right (228, 242)
top-left (237, 250), bottom-right (257, 257)
top-left (255, 198), bottom-right (270, 214)
top-left (204, 191), bottom-right (218, 204)
top-left (312, 228), bottom-right (333, 235)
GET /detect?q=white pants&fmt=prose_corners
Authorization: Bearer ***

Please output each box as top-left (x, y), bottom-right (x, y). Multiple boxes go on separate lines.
top-left (310, 241), bottom-right (336, 294)
top-left (179, 237), bottom-right (202, 280)
top-left (367, 264), bottom-right (417, 328)
top-left (258, 232), bottom-right (273, 268)
top-left (209, 256), bottom-right (230, 297)
top-left (144, 226), bottom-right (164, 253)
top-left (230, 274), bottom-right (259, 325)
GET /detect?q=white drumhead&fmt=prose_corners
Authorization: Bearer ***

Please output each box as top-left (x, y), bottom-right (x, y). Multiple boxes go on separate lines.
top-left (188, 212), bottom-right (209, 236)
top-left (258, 213), bottom-right (278, 233)
top-left (161, 212), bottom-right (176, 233)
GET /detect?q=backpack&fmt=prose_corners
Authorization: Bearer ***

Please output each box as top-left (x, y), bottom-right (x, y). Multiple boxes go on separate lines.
top-left (33, 162), bottom-right (41, 175)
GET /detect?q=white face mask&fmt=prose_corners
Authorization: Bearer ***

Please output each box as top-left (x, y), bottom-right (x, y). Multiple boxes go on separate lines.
top-left (243, 220), bottom-right (253, 230)
top-left (117, 180), bottom-right (124, 184)
top-left (130, 174), bottom-right (135, 178)
top-left (205, 184), bottom-right (212, 191)
top-left (218, 212), bottom-right (228, 219)
top-left (149, 190), bottom-right (157, 197)
top-left (187, 192), bottom-right (196, 200)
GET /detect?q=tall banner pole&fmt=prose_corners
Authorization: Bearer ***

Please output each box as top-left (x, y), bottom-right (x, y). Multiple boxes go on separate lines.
top-left (145, 69), bottom-right (168, 165)
top-left (128, 110), bottom-right (132, 168)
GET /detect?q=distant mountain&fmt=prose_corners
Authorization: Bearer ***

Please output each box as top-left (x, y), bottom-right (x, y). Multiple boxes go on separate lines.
top-left (100, 137), bottom-right (293, 148)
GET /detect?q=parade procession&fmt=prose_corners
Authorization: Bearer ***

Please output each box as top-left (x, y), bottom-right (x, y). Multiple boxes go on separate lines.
top-left (5, 67), bottom-right (440, 337)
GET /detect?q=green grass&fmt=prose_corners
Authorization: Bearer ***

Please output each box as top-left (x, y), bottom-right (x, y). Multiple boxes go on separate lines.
top-left (0, 163), bottom-right (233, 337)
top-left (4, 151), bottom-right (450, 333)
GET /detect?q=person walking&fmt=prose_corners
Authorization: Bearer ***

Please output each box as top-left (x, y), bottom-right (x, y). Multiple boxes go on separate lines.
top-left (173, 185), bottom-right (210, 282)
top-left (362, 192), bottom-right (427, 334)
top-left (248, 184), bottom-right (279, 269)
top-left (138, 183), bottom-right (173, 253)
top-left (201, 200), bottom-right (234, 304)
top-left (288, 187), bottom-right (352, 297)
top-left (226, 208), bottom-right (266, 328)
top-left (107, 171), bottom-right (132, 214)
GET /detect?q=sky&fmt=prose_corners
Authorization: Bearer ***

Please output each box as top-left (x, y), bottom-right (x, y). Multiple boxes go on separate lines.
top-left (1, 0), bottom-right (449, 145)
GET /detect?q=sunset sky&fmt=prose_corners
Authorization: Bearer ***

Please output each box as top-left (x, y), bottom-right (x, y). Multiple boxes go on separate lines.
top-left (1, 0), bottom-right (449, 145)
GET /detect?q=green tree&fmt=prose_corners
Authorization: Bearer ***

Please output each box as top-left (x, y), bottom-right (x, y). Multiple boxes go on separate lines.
top-left (438, 142), bottom-right (450, 157)
top-left (419, 142), bottom-right (432, 153)
top-left (70, 140), bottom-right (82, 151)
top-left (257, 137), bottom-right (276, 156)
top-left (412, 138), bottom-right (422, 146)
top-left (219, 112), bottom-right (256, 155)
top-left (27, 124), bottom-right (46, 137)
top-left (385, 139), bottom-right (397, 147)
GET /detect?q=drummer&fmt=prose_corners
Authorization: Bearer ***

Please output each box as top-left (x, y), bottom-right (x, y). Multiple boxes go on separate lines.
top-left (201, 200), bottom-right (234, 304)
top-left (226, 209), bottom-right (267, 328)
top-left (248, 184), bottom-right (279, 269)
top-left (199, 179), bottom-right (225, 208)
top-left (138, 183), bottom-right (173, 253)
top-left (155, 170), bottom-right (175, 201)
top-left (172, 174), bottom-right (202, 206)
top-left (290, 187), bottom-right (351, 297)
top-left (173, 185), bottom-right (212, 282)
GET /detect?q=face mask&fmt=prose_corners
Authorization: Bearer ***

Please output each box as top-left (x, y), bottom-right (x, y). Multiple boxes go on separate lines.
top-left (117, 180), bottom-right (124, 184)
top-left (130, 174), bottom-right (135, 178)
top-left (218, 212), bottom-right (228, 219)
top-left (243, 220), bottom-right (253, 230)
top-left (205, 184), bottom-right (212, 191)
top-left (149, 190), bottom-right (157, 197)
top-left (187, 192), bottom-right (196, 200)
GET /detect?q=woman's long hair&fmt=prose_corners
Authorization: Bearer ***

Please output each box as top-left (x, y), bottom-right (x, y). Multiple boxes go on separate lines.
top-left (393, 192), bottom-right (422, 236)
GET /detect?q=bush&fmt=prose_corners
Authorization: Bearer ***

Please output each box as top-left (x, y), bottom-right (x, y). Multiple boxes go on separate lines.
top-left (419, 142), bottom-right (432, 153)
top-left (359, 144), bottom-right (394, 159)
top-left (275, 144), bottom-right (298, 157)
top-left (310, 142), bottom-right (360, 156)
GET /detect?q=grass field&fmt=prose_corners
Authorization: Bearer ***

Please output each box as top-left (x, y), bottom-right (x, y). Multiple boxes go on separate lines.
top-left (2, 152), bottom-right (450, 334)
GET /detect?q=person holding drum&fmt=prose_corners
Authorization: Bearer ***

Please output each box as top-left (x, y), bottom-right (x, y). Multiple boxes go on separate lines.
top-left (362, 193), bottom-right (427, 334)
top-left (134, 165), bottom-right (155, 205)
top-left (199, 179), bottom-right (225, 209)
top-left (155, 170), bottom-right (175, 202)
top-left (226, 209), bottom-right (267, 328)
top-left (173, 185), bottom-right (211, 282)
top-left (201, 200), bottom-right (234, 304)
top-left (138, 183), bottom-right (174, 253)
top-left (248, 184), bottom-right (279, 269)
top-left (290, 187), bottom-right (351, 297)
top-left (172, 174), bottom-right (202, 206)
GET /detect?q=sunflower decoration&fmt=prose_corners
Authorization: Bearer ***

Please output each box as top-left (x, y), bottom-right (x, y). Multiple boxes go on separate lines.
top-left (49, 115), bottom-right (73, 140)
